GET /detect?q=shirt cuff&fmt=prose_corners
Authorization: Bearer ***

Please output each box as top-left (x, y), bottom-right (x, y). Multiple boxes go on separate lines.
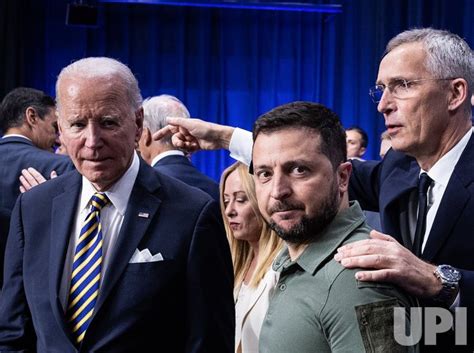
top-left (229, 128), bottom-right (253, 166)
top-left (449, 291), bottom-right (461, 311)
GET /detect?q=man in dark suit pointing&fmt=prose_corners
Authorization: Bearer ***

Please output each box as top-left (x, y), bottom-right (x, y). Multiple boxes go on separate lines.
top-left (0, 57), bottom-right (234, 353)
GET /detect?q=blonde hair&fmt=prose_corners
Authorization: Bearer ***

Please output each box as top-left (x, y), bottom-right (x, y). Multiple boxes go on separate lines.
top-left (220, 162), bottom-right (283, 290)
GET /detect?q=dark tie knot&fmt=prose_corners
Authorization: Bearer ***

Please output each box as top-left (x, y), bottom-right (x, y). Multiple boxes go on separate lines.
top-left (90, 192), bottom-right (110, 212)
top-left (418, 172), bottom-right (433, 195)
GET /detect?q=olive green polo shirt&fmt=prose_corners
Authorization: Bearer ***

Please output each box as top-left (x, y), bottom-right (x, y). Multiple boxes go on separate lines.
top-left (259, 201), bottom-right (417, 353)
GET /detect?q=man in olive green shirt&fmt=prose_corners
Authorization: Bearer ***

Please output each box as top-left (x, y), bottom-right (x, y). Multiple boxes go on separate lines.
top-left (259, 201), bottom-right (414, 352)
top-left (251, 101), bottom-right (416, 353)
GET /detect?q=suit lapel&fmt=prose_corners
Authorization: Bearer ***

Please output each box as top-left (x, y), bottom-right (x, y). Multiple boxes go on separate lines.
top-left (380, 157), bottom-right (419, 244)
top-left (423, 136), bottom-right (474, 261)
top-left (49, 172), bottom-right (82, 341)
top-left (94, 162), bottom-right (162, 313)
top-left (380, 157), bottom-right (419, 209)
top-left (240, 281), bottom-right (267, 327)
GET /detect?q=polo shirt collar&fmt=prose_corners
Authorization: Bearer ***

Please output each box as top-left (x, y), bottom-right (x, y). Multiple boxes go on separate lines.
top-left (273, 201), bottom-right (366, 275)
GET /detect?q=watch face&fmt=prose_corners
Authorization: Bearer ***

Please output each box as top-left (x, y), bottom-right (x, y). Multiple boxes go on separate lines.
top-left (438, 264), bottom-right (461, 282)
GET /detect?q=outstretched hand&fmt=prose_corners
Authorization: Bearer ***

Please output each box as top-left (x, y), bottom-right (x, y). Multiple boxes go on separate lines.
top-left (334, 229), bottom-right (441, 298)
top-left (152, 117), bottom-right (235, 153)
top-left (19, 167), bottom-right (57, 193)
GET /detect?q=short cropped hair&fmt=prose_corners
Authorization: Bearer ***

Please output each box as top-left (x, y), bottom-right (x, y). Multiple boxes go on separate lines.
top-left (346, 126), bottom-right (369, 148)
top-left (253, 101), bottom-right (347, 169)
top-left (0, 87), bottom-right (55, 132)
top-left (143, 95), bottom-right (190, 144)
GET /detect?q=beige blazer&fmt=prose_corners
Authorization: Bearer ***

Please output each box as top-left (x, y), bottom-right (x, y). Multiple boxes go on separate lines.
top-left (235, 269), bottom-right (280, 353)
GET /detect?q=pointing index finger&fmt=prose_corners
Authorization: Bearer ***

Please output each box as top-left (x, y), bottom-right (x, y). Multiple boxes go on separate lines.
top-left (153, 125), bottom-right (174, 141)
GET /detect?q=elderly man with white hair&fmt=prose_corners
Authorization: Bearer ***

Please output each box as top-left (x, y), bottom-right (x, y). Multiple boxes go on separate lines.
top-left (138, 94), bottom-right (219, 200)
top-left (0, 57), bottom-right (234, 353)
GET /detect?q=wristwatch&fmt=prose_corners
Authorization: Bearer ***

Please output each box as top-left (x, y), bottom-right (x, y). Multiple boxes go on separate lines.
top-left (432, 264), bottom-right (461, 305)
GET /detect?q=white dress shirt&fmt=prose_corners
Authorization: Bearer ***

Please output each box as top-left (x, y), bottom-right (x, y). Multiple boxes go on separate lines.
top-left (229, 128), bottom-right (253, 166)
top-left (59, 152), bottom-right (140, 309)
top-left (421, 128), bottom-right (472, 252)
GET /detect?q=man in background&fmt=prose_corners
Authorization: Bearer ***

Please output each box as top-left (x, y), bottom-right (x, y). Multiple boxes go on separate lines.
top-left (138, 94), bottom-right (219, 200)
top-left (0, 87), bottom-right (73, 211)
top-left (346, 126), bottom-right (368, 160)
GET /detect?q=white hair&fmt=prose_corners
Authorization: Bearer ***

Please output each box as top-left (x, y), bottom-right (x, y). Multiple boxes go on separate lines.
top-left (56, 57), bottom-right (143, 110)
top-left (142, 94), bottom-right (190, 144)
top-left (386, 28), bottom-right (474, 108)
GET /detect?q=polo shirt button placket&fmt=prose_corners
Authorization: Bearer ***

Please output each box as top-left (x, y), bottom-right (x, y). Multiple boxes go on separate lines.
top-left (279, 283), bottom-right (287, 291)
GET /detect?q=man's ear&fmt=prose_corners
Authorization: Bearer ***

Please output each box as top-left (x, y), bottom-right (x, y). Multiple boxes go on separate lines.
top-left (337, 161), bottom-right (352, 194)
top-left (135, 107), bottom-right (144, 143)
top-left (25, 107), bottom-right (39, 127)
top-left (447, 78), bottom-right (468, 112)
top-left (358, 146), bottom-right (367, 157)
top-left (141, 127), bottom-right (152, 147)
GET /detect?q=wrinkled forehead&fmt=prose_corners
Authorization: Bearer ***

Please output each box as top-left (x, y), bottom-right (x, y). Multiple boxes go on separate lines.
top-left (377, 42), bottom-right (429, 82)
top-left (58, 77), bottom-right (130, 112)
top-left (56, 81), bottom-right (138, 127)
top-left (58, 76), bottom-right (127, 105)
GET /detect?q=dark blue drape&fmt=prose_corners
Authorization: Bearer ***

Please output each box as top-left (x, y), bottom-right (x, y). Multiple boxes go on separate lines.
top-left (2, 0), bottom-right (473, 181)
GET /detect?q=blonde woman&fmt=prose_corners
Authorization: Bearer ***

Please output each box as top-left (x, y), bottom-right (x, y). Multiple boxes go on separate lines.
top-left (220, 162), bottom-right (283, 353)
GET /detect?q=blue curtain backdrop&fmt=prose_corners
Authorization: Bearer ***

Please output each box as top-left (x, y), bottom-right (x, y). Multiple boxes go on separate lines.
top-left (1, 0), bottom-right (473, 181)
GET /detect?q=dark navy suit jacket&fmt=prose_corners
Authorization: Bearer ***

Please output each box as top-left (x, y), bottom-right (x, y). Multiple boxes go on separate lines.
top-left (153, 154), bottom-right (220, 201)
top-left (0, 207), bottom-right (10, 287)
top-left (0, 136), bottom-right (74, 211)
top-left (350, 138), bottom-right (474, 352)
top-left (0, 160), bottom-right (234, 353)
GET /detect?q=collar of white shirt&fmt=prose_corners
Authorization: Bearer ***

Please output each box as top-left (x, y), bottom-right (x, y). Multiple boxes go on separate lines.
top-left (151, 149), bottom-right (185, 167)
top-left (422, 128), bottom-right (473, 186)
top-left (2, 133), bottom-right (32, 141)
top-left (80, 151), bottom-right (140, 216)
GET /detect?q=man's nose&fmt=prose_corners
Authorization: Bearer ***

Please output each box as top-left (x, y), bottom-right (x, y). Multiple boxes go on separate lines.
top-left (84, 123), bottom-right (103, 148)
top-left (377, 88), bottom-right (395, 115)
top-left (270, 173), bottom-right (291, 200)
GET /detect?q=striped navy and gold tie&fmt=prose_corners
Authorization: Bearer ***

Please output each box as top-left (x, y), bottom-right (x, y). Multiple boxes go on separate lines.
top-left (66, 192), bottom-right (109, 345)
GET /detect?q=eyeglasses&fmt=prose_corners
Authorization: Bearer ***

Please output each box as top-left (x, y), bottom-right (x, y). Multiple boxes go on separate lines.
top-left (368, 78), bottom-right (454, 103)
